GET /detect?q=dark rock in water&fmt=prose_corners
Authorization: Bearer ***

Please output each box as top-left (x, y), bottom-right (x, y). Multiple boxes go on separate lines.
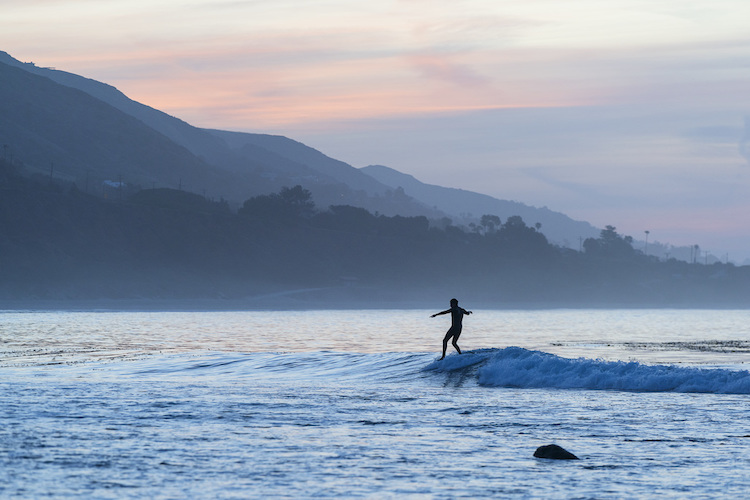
top-left (533, 444), bottom-right (579, 460)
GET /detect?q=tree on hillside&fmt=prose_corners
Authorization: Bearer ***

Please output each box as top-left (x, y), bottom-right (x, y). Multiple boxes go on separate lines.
top-left (583, 225), bottom-right (635, 259)
top-left (380, 214), bottom-right (430, 237)
top-left (238, 185), bottom-right (315, 220)
top-left (313, 205), bottom-right (377, 233)
top-left (493, 215), bottom-right (551, 258)
top-left (480, 214), bottom-right (501, 233)
top-left (278, 185), bottom-right (315, 217)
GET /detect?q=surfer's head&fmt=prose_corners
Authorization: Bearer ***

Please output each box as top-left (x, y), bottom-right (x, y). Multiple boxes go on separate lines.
top-left (450, 298), bottom-right (458, 306)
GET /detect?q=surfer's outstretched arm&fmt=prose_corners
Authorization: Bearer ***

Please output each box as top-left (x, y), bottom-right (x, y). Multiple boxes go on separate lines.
top-left (431, 309), bottom-right (450, 318)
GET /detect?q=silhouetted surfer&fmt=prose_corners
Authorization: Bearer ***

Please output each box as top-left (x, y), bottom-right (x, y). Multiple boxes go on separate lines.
top-left (431, 298), bottom-right (472, 360)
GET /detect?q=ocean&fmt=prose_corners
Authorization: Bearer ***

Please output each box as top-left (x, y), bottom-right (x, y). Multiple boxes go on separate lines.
top-left (1, 308), bottom-right (749, 498)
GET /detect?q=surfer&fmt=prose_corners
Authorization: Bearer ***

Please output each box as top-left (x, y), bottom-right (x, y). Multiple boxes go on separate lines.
top-left (431, 298), bottom-right (472, 360)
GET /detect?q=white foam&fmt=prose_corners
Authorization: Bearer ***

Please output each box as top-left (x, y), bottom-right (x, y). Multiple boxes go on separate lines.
top-left (473, 347), bottom-right (750, 394)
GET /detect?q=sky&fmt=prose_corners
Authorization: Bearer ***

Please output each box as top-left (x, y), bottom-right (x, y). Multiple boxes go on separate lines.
top-left (3, 0), bottom-right (750, 261)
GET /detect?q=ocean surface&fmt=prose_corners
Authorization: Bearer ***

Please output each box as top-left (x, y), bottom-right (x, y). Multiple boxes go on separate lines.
top-left (1, 308), bottom-right (750, 498)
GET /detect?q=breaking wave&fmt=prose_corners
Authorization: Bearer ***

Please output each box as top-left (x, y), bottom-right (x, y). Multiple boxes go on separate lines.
top-left (36, 347), bottom-right (750, 395)
top-left (425, 347), bottom-right (750, 394)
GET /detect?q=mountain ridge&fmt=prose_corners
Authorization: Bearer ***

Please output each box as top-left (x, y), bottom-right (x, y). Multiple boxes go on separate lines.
top-left (0, 51), bottom-right (441, 215)
top-left (0, 60), bottom-right (237, 197)
top-left (2, 50), bottom-right (598, 240)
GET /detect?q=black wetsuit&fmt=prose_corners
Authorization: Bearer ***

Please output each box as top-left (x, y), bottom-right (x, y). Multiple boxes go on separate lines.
top-left (436, 305), bottom-right (469, 334)
top-left (434, 305), bottom-right (471, 359)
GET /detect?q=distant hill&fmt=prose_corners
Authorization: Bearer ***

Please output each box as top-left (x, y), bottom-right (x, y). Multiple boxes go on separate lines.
top-left (2, 49), bottom-right (600, 237)
top-left (0, 51), bottom-right (234, 167)
top-left (0, 51), bottom-right (440, 216)
top-left (206, 130), bottom-right (389, 196)
top-left (361, 165), bottom-right (599, 246)
top-left (204, 130), bottom-right (443, 217)
top-left (0, 60), bottom-right (246, 199)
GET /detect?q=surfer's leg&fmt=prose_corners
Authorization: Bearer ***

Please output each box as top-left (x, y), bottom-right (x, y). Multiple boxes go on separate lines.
top-left (452, 339), bottom-right (461, 354)
top-left (452, 328), bottom-right (462, 354)
top-left (440, 330), bottom-right (452, 360)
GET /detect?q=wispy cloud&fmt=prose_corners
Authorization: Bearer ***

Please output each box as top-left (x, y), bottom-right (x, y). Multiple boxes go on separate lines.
top-left (6, 1), bottom-right (748, 127)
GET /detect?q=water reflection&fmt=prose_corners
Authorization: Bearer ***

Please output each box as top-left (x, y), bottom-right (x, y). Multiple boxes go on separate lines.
top-left (1, 309), bottom-right (749, 367)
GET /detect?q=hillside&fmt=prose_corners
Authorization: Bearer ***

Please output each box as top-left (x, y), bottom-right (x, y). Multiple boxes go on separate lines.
top-left (1, 160), bottom-right (747, 308)
top-left (0, 51), bottom-right (235, 168)
top-left (1, 50), bottom-right (607, 237)
top-left (0, 51), bottom-right (439, 216)
top-left (0, 61), bottom-right (249, 199)
top-left (361, 164), bottom-right (599, 246)
top-left (207, 130), bottom-right (389, 196)
top-left (205, 130), bottom-right (444, 217)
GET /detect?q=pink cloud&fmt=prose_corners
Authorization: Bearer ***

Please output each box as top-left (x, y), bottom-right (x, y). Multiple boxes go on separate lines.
top-left (406, 52), bottom-right (491, 87)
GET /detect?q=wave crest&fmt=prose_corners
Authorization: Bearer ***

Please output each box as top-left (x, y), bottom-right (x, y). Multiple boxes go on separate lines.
top-left (426, 347), bottom-right (750, 394)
